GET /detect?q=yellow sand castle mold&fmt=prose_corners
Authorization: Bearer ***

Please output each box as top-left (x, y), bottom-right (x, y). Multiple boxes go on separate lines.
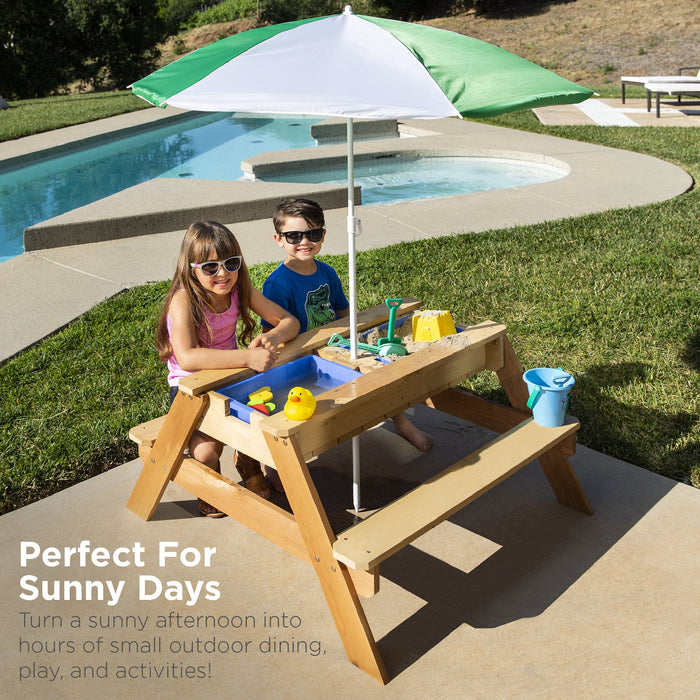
top-left (411, 310), bottom-right (457, 342)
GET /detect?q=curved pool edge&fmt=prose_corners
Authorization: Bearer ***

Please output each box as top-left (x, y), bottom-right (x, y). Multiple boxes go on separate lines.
top-left (0, 106), bottom-right (197, 171)
top-left (20, 117), bottom-right (692, 253)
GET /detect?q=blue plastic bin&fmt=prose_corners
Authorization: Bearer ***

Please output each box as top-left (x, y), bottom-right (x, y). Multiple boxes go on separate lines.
top-left (218, 355), bottom-right (362, 423)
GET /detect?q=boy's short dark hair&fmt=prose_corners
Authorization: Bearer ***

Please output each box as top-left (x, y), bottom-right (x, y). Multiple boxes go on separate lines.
top-left (273, 198), bottom-right (325, 233)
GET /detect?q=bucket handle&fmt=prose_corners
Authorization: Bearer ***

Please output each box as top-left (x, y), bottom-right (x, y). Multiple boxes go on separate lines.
top-left (526, 386), bottom-right (542, 410)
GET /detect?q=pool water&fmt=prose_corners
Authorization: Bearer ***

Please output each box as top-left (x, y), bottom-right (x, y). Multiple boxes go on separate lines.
top-left (0, 113), bottom-right (317, 262)
top-left (0, 114), bottom-right (567, 263)
top-left (259, 155), bottom-right (566, 205)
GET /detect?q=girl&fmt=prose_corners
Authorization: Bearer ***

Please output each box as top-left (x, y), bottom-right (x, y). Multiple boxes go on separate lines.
top-left (155, 221), bottom-right (299, 516)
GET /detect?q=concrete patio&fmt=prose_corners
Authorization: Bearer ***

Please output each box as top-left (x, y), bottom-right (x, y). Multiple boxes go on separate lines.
top-left (3, 406), bottom-right (699, 698)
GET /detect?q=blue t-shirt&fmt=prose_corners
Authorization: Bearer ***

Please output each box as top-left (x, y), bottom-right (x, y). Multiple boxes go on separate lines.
top-left (262, 260), bottom-right (349, 333)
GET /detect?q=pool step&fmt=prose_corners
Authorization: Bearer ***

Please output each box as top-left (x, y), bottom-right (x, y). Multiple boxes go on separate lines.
top-left (310, 118), bottom-right (399, 144)
top-left (24, 180), bottom-right (357, 251)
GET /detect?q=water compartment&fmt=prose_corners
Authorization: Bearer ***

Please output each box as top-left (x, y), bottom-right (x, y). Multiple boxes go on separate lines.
top-left (218, 355), bottom-right (362, 424)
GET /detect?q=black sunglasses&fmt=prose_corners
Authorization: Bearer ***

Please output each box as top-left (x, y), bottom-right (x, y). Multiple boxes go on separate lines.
top-left (190, 255), bottom-right (242, 277)
top-left (280, 228), bottom-right (325, 245)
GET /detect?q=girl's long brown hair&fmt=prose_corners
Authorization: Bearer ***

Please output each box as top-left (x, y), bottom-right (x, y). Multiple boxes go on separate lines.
top-left (155, 221), bottom-right (256, 362)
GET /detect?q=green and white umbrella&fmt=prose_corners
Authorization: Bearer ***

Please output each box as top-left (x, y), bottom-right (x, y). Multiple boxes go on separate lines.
top-left (132, 6), bottom-right (590, 118)
top-left (131, 5), bottom-right (591, 509)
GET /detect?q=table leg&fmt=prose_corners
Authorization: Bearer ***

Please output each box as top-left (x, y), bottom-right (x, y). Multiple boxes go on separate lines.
top-left (538, 450), bottom-right (593, 515)
top-left (495, 337), bottom-right (593, 515)
top-left (127, 391), bottom-right (208, 521)
top-left (264, 432), bottom-right (389, 684)
top-left (495, 336), bottom-right (529, 410)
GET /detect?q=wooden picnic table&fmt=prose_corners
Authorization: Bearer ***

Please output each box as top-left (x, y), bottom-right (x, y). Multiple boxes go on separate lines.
top-left (126, 299), bottom-right (592, 684)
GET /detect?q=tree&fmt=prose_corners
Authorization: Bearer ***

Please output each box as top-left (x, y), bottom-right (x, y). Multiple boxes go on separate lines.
top-left (0, 0), bottom-right (83, 98)
top-left (160, 0), bottom-right (203, 35)
top-left (65, 0), bottom-right (167, 90)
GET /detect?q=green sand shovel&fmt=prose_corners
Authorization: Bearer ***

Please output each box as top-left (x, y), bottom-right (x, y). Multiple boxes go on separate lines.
top-left (377, 298), bottom-right (408, 356)
top-left (327, 333), bottom-right (381, 354)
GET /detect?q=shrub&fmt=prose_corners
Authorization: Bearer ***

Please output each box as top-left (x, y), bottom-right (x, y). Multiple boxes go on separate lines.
top-left (186, 0), bottom-right (258, 28)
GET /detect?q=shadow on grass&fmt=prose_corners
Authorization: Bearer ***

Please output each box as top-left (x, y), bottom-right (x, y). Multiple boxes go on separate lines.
top-left (682, 327), bottom-right (700, 371)
top-left (576, 361), bottom-right (698, 483)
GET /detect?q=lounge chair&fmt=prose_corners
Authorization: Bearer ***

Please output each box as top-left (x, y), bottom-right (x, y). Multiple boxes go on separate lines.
top-left (643, 80), bottom-right (700, 117)
top-left (621, 65), bottom-right (700, 103)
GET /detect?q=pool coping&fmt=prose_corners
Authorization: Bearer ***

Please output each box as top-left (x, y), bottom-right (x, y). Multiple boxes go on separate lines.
top-left (18, 112), bottom-right (693, 252)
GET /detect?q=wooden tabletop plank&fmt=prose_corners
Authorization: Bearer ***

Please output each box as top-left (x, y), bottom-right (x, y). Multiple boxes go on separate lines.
top-left (260, 321), bottom-right (507, 453)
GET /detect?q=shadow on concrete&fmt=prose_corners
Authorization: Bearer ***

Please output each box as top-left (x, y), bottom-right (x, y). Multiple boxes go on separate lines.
top-left (115, 402), bottom-right (680, 682)
top-left (305, 405), bottom-right (677, 679)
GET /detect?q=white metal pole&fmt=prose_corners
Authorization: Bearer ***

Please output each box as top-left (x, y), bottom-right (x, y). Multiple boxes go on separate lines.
top-left (347, 117), bottom-right (360, 513)
top-left (347, 117), bottom-right (358, 362)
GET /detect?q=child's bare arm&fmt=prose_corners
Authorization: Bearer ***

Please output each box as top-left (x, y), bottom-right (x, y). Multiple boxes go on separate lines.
top-left (249, 287), bottom-right (300, 350)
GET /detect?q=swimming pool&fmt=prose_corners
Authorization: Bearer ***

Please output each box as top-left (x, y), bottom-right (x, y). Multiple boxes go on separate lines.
top-left (257, 154), bottom-right (567, 205)
top-left (0, 113), bottom-right (318, 262)
top-left (0, 113), bottom-right (567, 263)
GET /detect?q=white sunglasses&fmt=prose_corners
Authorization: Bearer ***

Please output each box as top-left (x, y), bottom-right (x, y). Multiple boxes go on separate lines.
top-left (190, 255), bottom-right (242, 276)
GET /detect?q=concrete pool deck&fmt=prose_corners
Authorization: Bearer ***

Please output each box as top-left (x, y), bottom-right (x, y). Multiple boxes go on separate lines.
top-left (0, 107), bottom-right (693, 362)
top-left (1, 108), bottom-right (699, 698)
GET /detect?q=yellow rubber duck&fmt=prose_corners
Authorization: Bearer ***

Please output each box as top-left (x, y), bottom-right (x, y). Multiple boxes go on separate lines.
top-left (283, 387), bottom-right (316, 421)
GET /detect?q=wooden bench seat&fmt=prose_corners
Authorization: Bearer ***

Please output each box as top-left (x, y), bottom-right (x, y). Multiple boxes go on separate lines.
top-left (333, 417), bottom-right (580, 571)
top-left (129, 415), bottom-right (166, 447)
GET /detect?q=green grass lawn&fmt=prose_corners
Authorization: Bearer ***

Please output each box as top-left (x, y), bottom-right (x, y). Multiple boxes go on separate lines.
top-left (0, 92), bottom-right (150, 141)
top-left (0, 89), bottom-right (698, 514)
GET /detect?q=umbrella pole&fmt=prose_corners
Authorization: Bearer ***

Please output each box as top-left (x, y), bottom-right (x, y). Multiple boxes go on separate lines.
top-left (347, 117), bottom-right (358, 361)
top-left (347, 117), bottom-right (361, 514)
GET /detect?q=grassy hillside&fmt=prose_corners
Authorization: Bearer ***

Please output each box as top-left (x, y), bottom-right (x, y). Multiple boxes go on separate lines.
top-left (162, 0), bottom-right (700, 86)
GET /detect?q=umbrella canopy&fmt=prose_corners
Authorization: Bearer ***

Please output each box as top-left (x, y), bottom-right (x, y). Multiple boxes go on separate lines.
top-left (131, 5), bottom-right (592, 512)
top-left (131, 8), bottom-right (591, 119)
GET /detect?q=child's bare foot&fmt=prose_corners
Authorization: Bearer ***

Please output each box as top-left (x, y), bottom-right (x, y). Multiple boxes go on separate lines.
top-left (263, 465), bottom-right (285, 493)
top-left (392, 412), bottom-right (433, 452)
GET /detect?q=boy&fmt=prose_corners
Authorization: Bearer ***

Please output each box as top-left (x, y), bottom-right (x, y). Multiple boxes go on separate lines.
top-left (263, 198), bottom-right (432, 452)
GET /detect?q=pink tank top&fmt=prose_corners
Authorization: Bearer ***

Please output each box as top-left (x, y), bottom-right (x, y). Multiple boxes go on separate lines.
top-left (166, 288), bottom-right (240, 387)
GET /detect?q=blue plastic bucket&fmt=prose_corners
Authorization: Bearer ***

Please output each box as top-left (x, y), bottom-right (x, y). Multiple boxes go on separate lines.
top-left (523, 367), bottom-right (575, 428)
